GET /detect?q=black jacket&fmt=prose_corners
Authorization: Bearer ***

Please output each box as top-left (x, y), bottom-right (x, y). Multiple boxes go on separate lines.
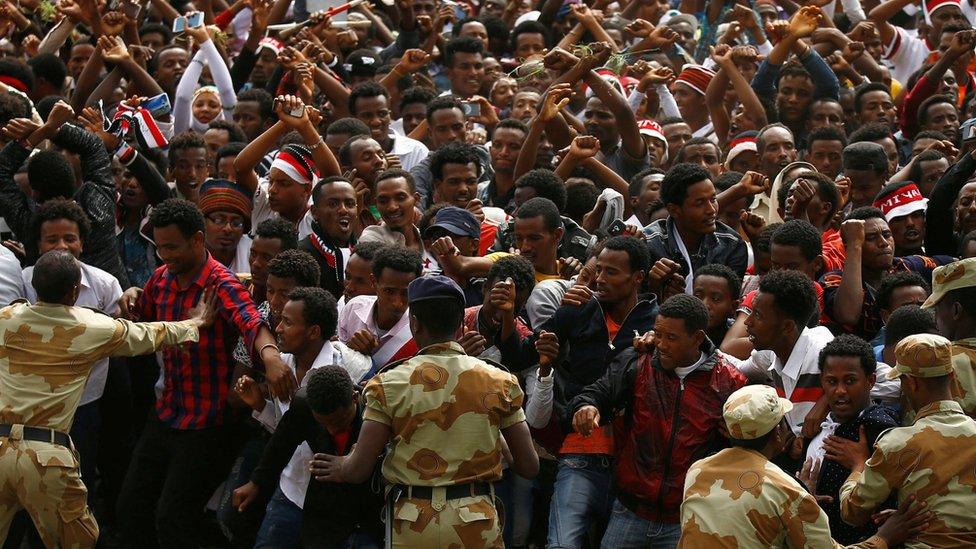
top-left (298, 222), bottom-right (354, 302)
top-left (925, 150), bottom-right (975, 256)
top-left (0, 123), bottom-right (130, 287)
top-left (489, 215), bottom-right (594, 263)
top-left (249, 393), bottom-right (384, 548)
top-left (642, 217), bottom-right (748, 280)
top-left (500, 297), bottom-right (657, 435)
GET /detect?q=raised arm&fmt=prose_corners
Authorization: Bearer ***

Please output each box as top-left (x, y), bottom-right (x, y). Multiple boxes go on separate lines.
top-left (866, 0), bottom-right (917, 48)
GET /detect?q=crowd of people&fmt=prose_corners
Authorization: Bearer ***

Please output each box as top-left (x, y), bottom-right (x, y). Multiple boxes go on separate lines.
top-left (2, 0), bottom-right (976, 546)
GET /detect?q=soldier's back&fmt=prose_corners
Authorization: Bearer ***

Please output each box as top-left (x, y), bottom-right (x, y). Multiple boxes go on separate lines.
top-left (363, 342), bottom-right (525, 487)
top-left (878, 401), bottom-right (976, 547)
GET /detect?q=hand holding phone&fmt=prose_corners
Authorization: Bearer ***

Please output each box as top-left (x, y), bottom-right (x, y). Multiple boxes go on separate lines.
top-left (461, 101), bottom-right (481, 117)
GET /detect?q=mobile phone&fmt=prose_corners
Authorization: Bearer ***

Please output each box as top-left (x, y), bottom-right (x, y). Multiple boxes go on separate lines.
top-left (172, 16), bottom-right (186, 33)
top-left (187, 11), bottom-right (204, 28)
top-left (273, 98), bottom-right (305, 118)
top-left (461, 101), bottom-right (481, 117)
top-left (608, 219), bottom-right (626, 236)
top-left (122, 1), bottom-right (141, 20)
top-left (141, 93), bottom-right (172, 117)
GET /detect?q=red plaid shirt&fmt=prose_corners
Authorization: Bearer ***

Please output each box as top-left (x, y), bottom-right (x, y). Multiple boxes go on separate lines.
top-left (135, 254), bottom-right (265, 429)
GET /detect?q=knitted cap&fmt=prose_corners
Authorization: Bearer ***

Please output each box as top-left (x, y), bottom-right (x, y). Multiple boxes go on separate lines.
top-left (673, 65), bottom-right (716, 96)
top-left (199, 179), bottom-right (253, 228)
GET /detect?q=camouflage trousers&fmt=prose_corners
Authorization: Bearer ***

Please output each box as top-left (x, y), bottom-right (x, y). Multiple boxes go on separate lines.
top-left (390, 488), bottom-right (503, 548)
top-left (0, 429), bottom-right (98, 549)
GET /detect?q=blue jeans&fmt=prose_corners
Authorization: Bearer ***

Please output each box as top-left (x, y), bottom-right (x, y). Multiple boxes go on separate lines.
top-left (494, 468), bottom-right (535, 546)
top-left (254, 486), bottom-right (303, 549)
top-left (600, 499), bottom-right (681, 549)
top-left (547, 454), bottom-right (614, 549)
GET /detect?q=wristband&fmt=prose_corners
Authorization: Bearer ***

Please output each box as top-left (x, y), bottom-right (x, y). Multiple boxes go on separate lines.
top-left (259, 343), bottom-right (279, 355)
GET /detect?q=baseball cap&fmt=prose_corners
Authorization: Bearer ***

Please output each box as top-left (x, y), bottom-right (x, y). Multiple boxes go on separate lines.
top-left (343, 49), bottom-right (379, 78)
top-left (921, 257), bottom-right (976, 309)
top-left (723, 385), bottom-right (793, 440)
top-left (423, 206), bottom-right (480, 240)
top-left (408, 275), bottom-right (465, 306)
top-left (887, 333), bottom-right (954, 379)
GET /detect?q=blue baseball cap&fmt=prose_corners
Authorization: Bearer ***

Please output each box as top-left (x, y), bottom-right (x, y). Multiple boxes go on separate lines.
top-left (423, 206), bottom-right (480, 239)
top-left (408, 275), bottom-right (465, 306)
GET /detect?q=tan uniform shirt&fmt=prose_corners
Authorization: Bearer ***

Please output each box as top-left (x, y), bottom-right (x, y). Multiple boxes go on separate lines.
top-left (680, 447), bottom-right (886, 548)
top-left (363, 341), bottom-right (525, 486)
top-left (840, 400), bottom-right (976, 548)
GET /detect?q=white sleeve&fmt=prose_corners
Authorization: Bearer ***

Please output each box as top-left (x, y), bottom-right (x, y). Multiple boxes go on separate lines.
top-left (723, 350), bottom-right (773, 383)
top-left (840, 0), bottom-right (866, 24)
top-left (252, 400), bottom-right (280, 432)
top-left (756, 40), bottom-right (773, 57)
top-left (655, 84), bottom-right (681, 119)
top-left (870, 363), bottom-right (901, 405)
top-left (173, 51), bottom-right (205, 136)
top-left (627, 89), bottom-right (645, 114)
top-left (525, 370), bottom-right (555, 429)
top-left (197, 39), bottom-right (237, 112)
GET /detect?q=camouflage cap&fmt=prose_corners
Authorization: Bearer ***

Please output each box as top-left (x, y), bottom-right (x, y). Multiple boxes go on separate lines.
top-left (922, 258), bottom-right (976, 309)
top-left (887, 333), bottom-right (954, 379)
top-left (723, 385), bottom-right (793, 440)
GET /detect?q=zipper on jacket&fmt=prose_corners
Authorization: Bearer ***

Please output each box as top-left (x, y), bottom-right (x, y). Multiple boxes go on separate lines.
top-left (654, 377), bottom-right (684, 517)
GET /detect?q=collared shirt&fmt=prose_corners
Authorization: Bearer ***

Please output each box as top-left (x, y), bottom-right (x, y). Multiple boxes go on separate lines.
top-left (389, 133), bottom-right (429, 172)
top-left (253, 340), bottom-right (372, 508)
top-left (134, 253), bottom-right (265, 429)
top-left (23, 262), bottom-right (122, 405)
top-left (0, 244), bottom-right (23, 307)
top-left (883, 26), bottom-right (931, 88)
top-left (337, 294), bottom-right (416, 371)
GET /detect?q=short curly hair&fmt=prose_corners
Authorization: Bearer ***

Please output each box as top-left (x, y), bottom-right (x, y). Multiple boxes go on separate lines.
top-left (371, 246), bottom-right (423, 279)
top-left (150, 198), bottom-right (205, 238)
top-left (757, 269), bottom-right (817, 327)
top-left (430, 141), bottom-right (482, 181)
top-left (485, 254), bottom-right (535, 292)
top-left (754, 222), bottom-right (782, 255)
top-left (267, 249), bottom-right (321, 287)
top-left (350, 240), bottom-right (388, 262)
top-left (30, 198), bottom-right (91, 247)
top-left (885, 305), bottom-right (936, 346)
top-left (254, 217), bottom-right (298, 251)
top-left (305, 365), bottom-right (356, 415)
top-left (348, 81), bottom-right (389, 116)
top-left (694, 263), bottom-right (741, 298)
top-left (514, 169), bottom-right (567, 211)
top-left (288, 287), bottom-right (339, 339)
top-left (877, 271), bottom-right (930, 311)
top-left (772, 219), bottom-right (823, 261)
top-left (818, 333), bottom-right (877, 376)
top-left (658, 293), bottom-right (709, 334)
top-left (603, 235), bottom-right (651, 274)
top-left (167, 131), bottom-right (207, 166)
top-left (660, 163), bottom-right (712, 206)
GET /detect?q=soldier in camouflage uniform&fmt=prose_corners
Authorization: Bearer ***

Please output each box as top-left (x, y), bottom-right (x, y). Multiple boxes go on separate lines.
top-left (0, 251), bottom-right (213, 548)
top-left (839, 333), bottom-right (976, 547)
top-left (919, 257), bottom-right (976, 421)
top-left (309, 275), bottom-right (539, 548)
top-left (679, 385), bottom-right (929, 548)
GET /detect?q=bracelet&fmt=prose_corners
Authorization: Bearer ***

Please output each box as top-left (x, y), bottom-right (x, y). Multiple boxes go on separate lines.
top-left (306, 136), bottom-right (325, 148)
top-left (259, 343), bottom-right (279, 356)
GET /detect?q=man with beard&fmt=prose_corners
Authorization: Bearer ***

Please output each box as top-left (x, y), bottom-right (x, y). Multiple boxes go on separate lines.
top-left (644, 163), bottom-right (748, 301)
top-left (299, 177), bottom-right (358, 301)
top-left (872, 182), bottom-right (928, 256)
top-left (571, 294), bottom-right (747, 547)
top-left (821, 208), bottom-right (952, 342)
top-left (429, 142), bottom-right (509, 251)
top-left (752, 124), bottom-right (798, 222)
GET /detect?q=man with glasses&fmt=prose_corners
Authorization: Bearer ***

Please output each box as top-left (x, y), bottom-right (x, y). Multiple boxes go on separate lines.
top-left (199, 179), bottom-right (253, 275)
top-left (349, 82), bottom-right (428, 172)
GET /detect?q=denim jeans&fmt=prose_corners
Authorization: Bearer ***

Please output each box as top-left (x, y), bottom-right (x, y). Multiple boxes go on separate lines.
top-left (254, 486), bottom-right (303, 549)
top-left (547, 454), bottom-right (614, 549)
top-left (494, 468), bottom-right (535, 546)
top-left (600, 499), bottom-right (681, 549)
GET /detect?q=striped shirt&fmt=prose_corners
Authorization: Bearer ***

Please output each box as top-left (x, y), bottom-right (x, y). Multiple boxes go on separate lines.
top-left (135, 253), bottom-right (265, 429)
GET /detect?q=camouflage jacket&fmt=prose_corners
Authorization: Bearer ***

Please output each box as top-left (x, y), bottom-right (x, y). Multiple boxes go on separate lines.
top-left (680, 447), bottom-right (886, 548)
top-left (840, 400), bottom-right (976, 548)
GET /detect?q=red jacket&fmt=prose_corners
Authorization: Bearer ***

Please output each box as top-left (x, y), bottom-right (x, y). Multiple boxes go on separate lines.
top-left (571, 341), bottom-right (747, 523)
